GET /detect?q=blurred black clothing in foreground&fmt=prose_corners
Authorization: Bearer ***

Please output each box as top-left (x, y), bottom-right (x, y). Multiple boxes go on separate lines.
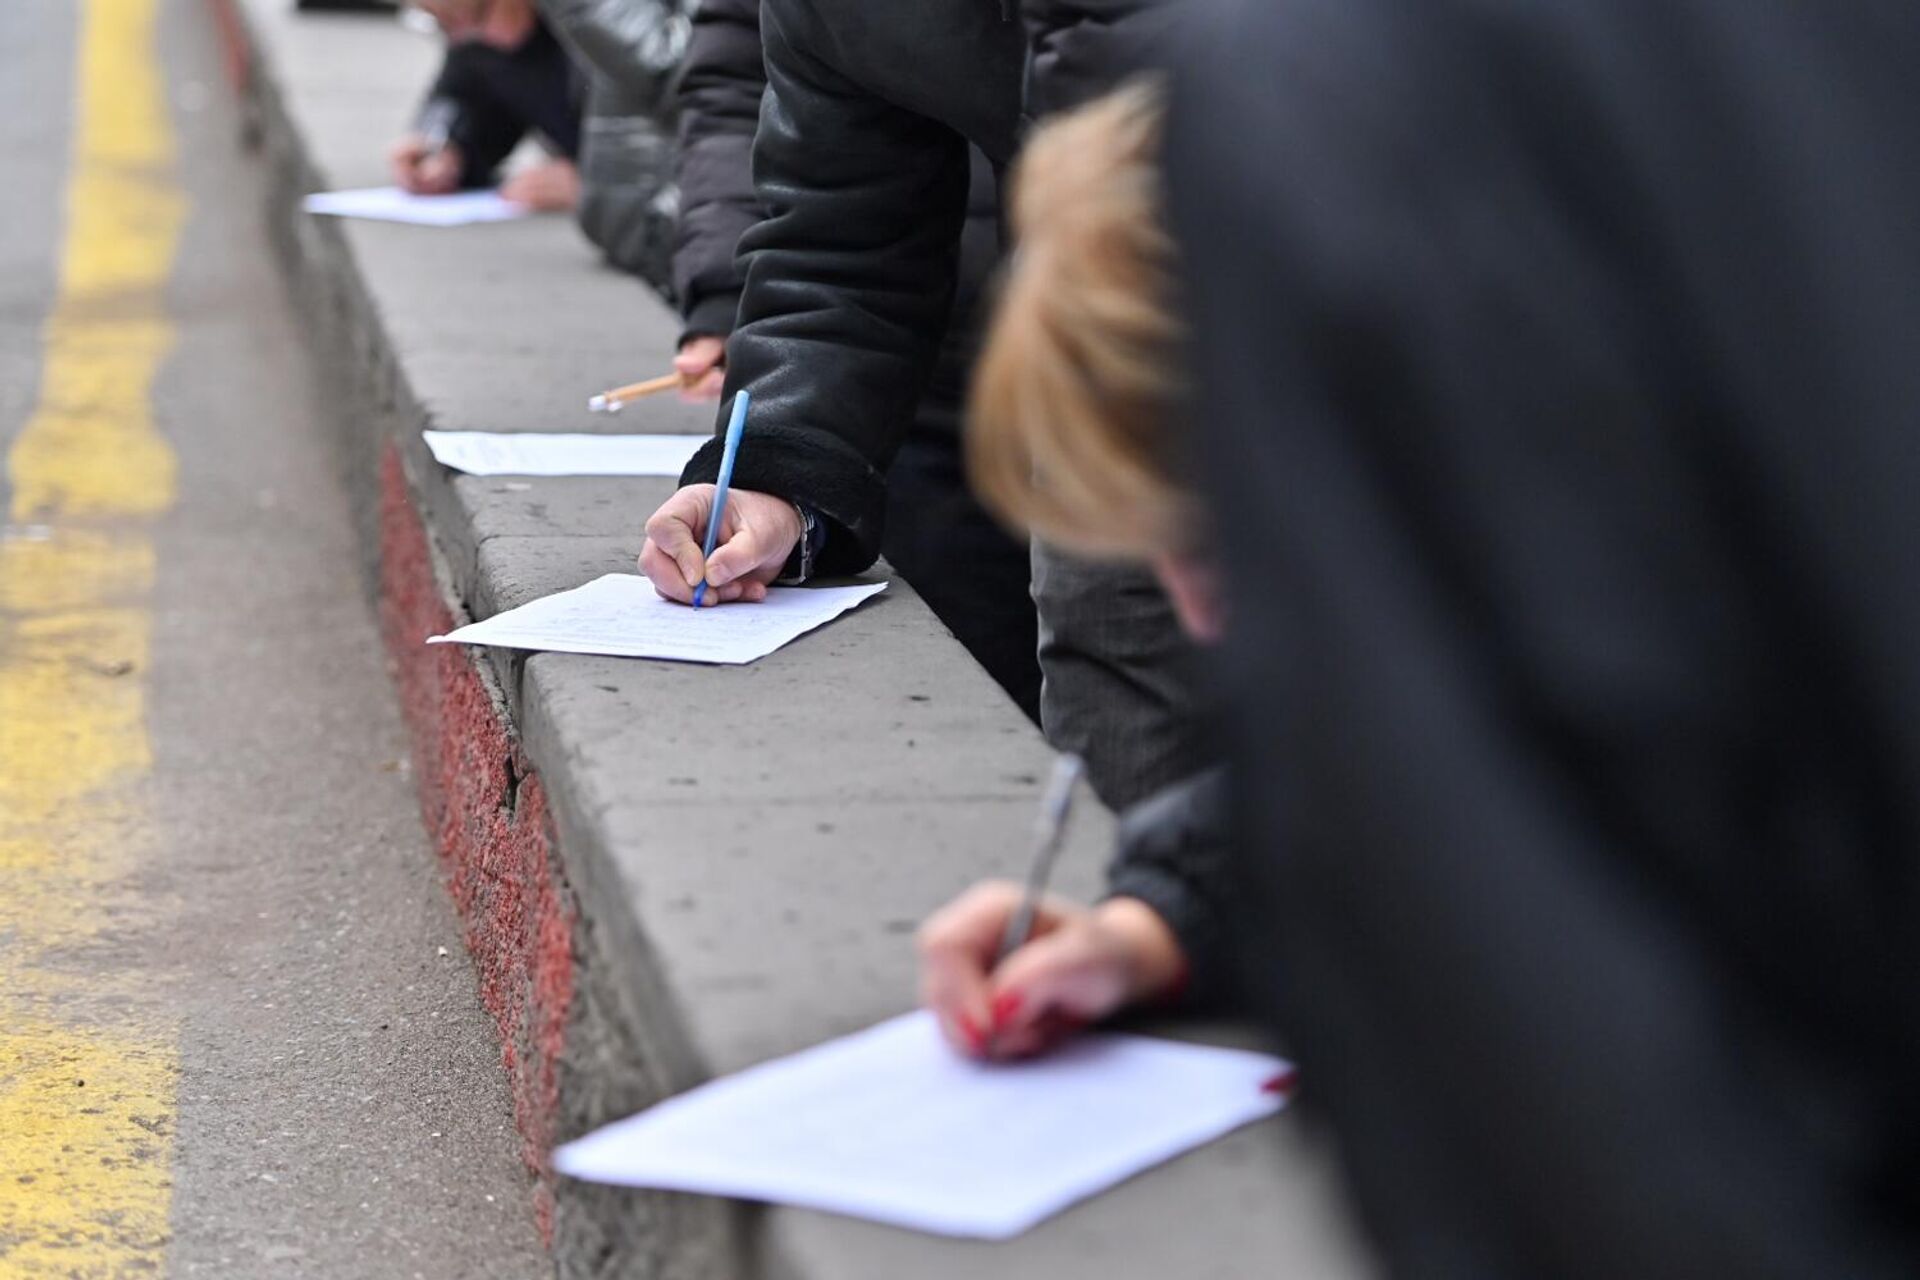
top-left (1168, 0), bottom-right (1920, 1275)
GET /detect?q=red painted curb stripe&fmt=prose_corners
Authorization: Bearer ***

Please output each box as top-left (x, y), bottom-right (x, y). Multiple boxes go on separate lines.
top-left (377, 446), bottom-right (574, 1244)
top-left (202, 0), bottom-right (252, 96)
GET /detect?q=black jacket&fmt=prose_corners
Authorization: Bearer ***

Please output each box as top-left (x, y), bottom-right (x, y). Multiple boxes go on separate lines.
top-left (418, 22), bottom-right (583, 190)
top-left (672, 0), bottom-right (1176, 352)
top-left (1169, 1), bottom-right (1920, 1276)
top-left (671, 0), bottom-right (1210, 975)
top-left (671, 0), bottom-right (764, 340)
top-left (670, 0), bottom-right (1002, 417)
top-left (676, 0), bottom-right (1026, 574)
top-left (678, 0), bottom-right (1183, 571)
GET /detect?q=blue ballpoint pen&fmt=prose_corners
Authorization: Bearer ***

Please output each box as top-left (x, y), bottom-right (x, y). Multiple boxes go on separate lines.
top-left (691, 389), bottom-right (750, 610)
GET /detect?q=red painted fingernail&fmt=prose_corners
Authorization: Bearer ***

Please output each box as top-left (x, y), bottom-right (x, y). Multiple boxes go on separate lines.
top-left (957, 1014), bottom-right (986, 1055)
top-left (990, 990), bottom-right (1023, 1031)
top-left (1262, 1067), bottom-right (1300, 1096)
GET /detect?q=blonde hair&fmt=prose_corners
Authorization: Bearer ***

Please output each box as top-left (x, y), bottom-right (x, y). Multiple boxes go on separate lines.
top-left (968, 80), bottom-right (1191, 560)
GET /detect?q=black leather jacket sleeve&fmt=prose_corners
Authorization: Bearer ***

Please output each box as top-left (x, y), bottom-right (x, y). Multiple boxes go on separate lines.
top-left (421, 46), bottom-right (528, 188)
top-left (677, 0), bottom-right (973, 575)
top-left (672, 0), bottom-right (764, 341)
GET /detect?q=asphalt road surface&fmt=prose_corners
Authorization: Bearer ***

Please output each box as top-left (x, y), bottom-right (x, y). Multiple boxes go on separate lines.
top-left (0, 1), bottom-right (553, 1274)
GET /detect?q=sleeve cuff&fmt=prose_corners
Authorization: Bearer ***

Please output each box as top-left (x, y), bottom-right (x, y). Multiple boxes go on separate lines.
top-left (1102, 870), bottom-right (1219, 1011)
top-left (679, 422), bottom-right (887, 575)
top-left (679, 292), bottom-right (741, 346)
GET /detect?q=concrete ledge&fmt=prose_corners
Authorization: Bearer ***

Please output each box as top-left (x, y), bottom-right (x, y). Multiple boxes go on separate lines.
top-left (220, 3), bottom-right (1376, 1276)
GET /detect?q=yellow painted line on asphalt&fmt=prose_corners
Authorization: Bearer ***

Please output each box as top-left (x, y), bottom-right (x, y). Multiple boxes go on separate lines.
top-left (0, 0), bottom-right (188, 1272)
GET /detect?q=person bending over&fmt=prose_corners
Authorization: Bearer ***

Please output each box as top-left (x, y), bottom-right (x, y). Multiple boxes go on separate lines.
top-left (637, 0), bottom-right (1206, 811)
top-left (390, 0), bottom-right (584, 212)
top-left (666, 0), bottom-right (1041, 716)
top-left (915, 84), bottom-right (1222, 1059)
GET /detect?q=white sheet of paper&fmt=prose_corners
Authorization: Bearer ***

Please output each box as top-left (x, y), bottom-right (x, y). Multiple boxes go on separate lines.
top-left (428, 573), bottom-right (886, 664)
top-left (553, 1011), bottom-right (1289, 1240)
top-left (423, 431), bottom-right (706, 477)
top-left (302, 186), bottom-right (528, 227)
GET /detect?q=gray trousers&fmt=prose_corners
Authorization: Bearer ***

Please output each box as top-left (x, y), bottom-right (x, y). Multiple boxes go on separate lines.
top-left (1031, 543), bottom-right (1213, 811)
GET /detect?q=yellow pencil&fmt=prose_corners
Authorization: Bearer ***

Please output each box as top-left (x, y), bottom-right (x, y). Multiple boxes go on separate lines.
top-left (587, 371), bottom-right (686, 413)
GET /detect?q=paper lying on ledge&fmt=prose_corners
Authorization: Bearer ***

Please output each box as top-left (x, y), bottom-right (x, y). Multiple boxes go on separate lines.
top-left (428, 573), bottom-right (886, 664)
top-left (302, 186), bottom-right (528, 226)
top-left (424, 431), bottom-right (706, 477)
top-left (553, 1011), bottom-right (1290, 1240)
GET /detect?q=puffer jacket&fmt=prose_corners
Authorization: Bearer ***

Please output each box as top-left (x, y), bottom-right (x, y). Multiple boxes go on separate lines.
top-left (535, 0), bottom-right (694, 287)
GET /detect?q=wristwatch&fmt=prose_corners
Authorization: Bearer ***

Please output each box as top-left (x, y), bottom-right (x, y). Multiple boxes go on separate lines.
top-left (777, 502), bottom-right (825, 585)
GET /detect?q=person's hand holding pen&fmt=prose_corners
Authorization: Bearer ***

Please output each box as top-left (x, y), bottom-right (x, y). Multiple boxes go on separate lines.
top-left (918, 884), bottom-right (1188, 1061)
top-left (389, 133), bottom-right (463, 195)
top-left (673, 335), bottom-right (729, 403)
top-left (639, 484), bottom-right (801, 606)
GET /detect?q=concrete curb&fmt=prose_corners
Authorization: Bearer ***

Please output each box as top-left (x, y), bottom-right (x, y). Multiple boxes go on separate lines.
top-left (224, 11), bottom-right (715, 1267)
top-left (217, 3), bottom-right (1375, 1278)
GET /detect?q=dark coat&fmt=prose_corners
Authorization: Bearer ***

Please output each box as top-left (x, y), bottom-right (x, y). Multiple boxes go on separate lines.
top-left (673, 0), bottom-right (1026, 575)
top-left (671, 0), bottom-right (1202, 939)
top-left (670, 0), bottom-right (764, 340)
top-left (671, 0), bottom-right (1041, 714)
top-left (1169, 1), bottom-right (1920, 1275)
top-left (675, 0), bottom-right (1186, 573)
top-left (670, 0), bottom-right (1003, 411)
top-left (418, 22), bottom-right (582, 189)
